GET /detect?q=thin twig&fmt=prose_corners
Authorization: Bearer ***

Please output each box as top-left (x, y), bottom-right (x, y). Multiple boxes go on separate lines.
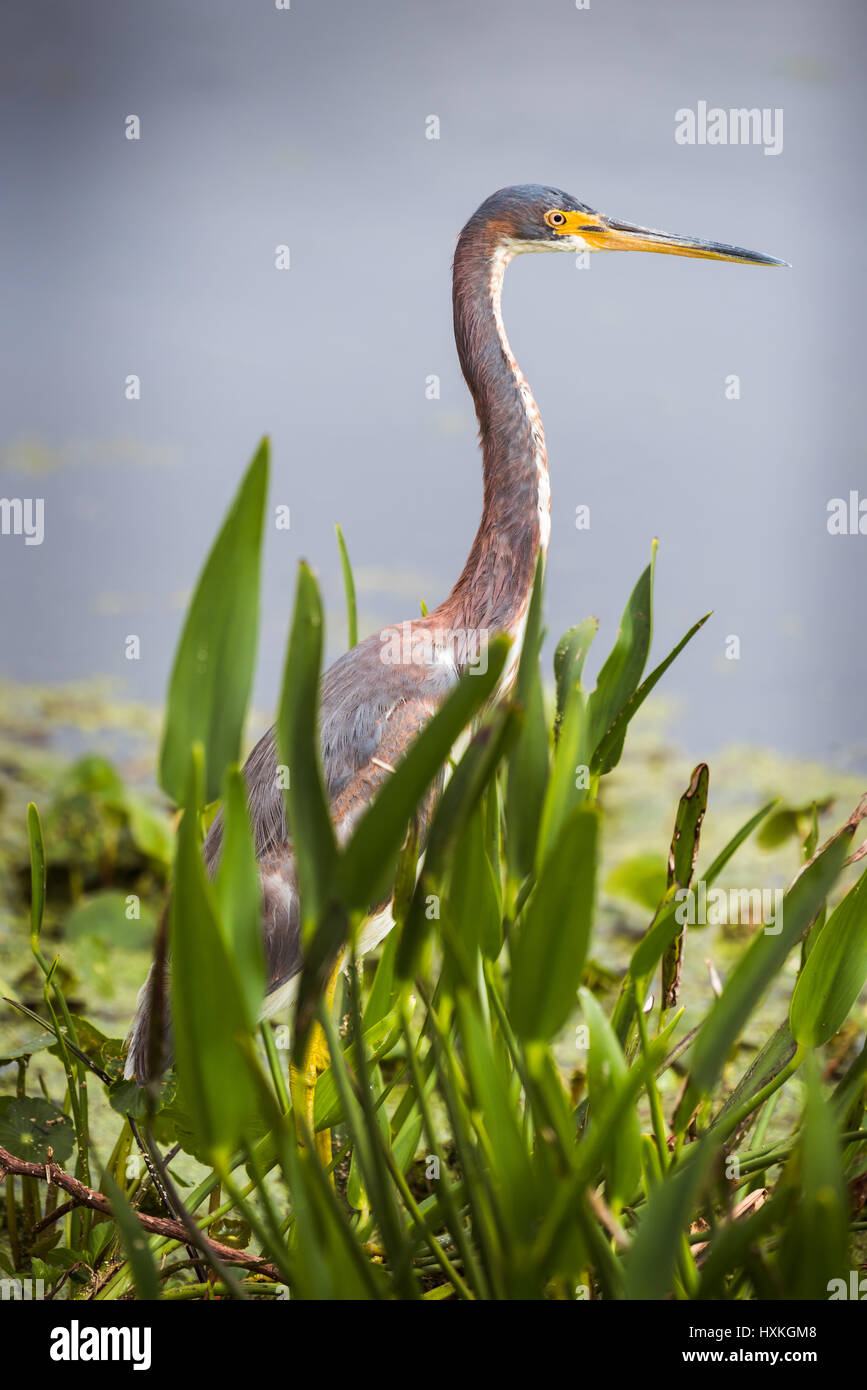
top-left (29, 1197), bottom-right (80, 1236)
top-left (0, 1144), bottom-right (280, 1280)
top-left (3, 996), bottom-right (180, 1221)
top-left (141, 1130), bottom-right (241, 1296)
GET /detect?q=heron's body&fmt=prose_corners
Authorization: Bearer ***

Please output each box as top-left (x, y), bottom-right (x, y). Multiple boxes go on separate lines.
top-left (125, 184), bottom-right (784, 1086)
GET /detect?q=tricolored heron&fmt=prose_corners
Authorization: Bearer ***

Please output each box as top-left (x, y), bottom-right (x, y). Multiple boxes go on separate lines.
top-left (126, 185), bottom-right (785, 1155)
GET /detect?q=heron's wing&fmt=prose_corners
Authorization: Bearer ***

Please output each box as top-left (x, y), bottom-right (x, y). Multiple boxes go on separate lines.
top-left (254, 636), bottom-right (450, 998)
top-left (216, 630), bottom-right (454, 864)
top-left (124, 631), bottom-right (454, 1081)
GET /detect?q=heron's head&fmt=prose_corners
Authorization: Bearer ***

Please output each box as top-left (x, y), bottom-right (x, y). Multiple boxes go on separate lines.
top-left (470, 184), bottom-right (788, 267)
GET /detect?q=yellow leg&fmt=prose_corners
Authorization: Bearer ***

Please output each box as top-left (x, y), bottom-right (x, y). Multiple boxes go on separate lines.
top-left (290, 958), bottom-right (342, 1174)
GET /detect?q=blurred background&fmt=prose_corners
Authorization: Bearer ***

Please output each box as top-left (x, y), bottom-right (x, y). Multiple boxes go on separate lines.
top-left (0, 0), bottom-right (864, 769)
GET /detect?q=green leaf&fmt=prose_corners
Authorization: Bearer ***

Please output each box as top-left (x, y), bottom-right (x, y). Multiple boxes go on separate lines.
top-left (541, 608), bottom-right (607, 869)
top-left (790, 863), bottom-right (867, 1047)
top-left (592, 611), bottom-right (710, 775)
top-left (700, 799), bottom-right (781, 883)
top-left (26, 802), bottom-right (46, 949)
top-left (0, 1031), bottom-right (57, 1064)
top-left (661, 763), bottom-right (709, 1009)
top-left (509, 805), bottom-right (599, 1040)
top-left (586, 542), bottom-right (656, 763)
top-left (169, 746), bottom-right (256, 1161)
top-left (777, 1057), bottom-right (849, 1299)
top-left (296, 669), bottom-right (515, 1045)
top-left (624, 1139), bottom-right (715, 1299)
top-left (279, 1122), bottom-right (385, 1299)
top-left (313, 1012), bottom-right (401, 1131)
top-left (335, 523), bottom-right (358, 649)
top-left (347, 1064), bottom-right (389, 1213)
top-left (0, 1097), bottom-right (74, 1165)
top-left (697, 1195), bottom-right (779, 1299)
top-left (391, 1110), bottom-right (424, 1174)
top-left (667, 764), bottom-right (709, 890)
top-left (108, 1073), bottom-right (176, 1121)
top-left (456, 993), bottom-right (538, 1249)
top-left (277, 562), bottom-right (339, 943)
top-left (61, 753), bottom-right (125, 800)
top-left (64, 891), bottom-right (157, 949)
top-left (317, 981), bottom-right (415, 1294)
top-left (610, 768), bottom-right (708, 1041)
top-left (629, 798), bottom-right (778, 981)
top-left (101, 1169), bottom-right (160, 1301)
top-left (337, 634), bottom-right (510, 913)
top-left (505, 559), bottom-right (549, 880)
top-left (214, 765), bottom-right (266, 1028)
top-left (757, 807), bottom-right (801, 850)
top-left (47, 1014), bottom-right (126, 1079)
top-left (675, 817), bottom-right (857, 1125)
top-left (802, 803), bottom-right (820, 860)
top-left (605, 853), bottom-right (666, 913)
top-left (710, 1019), bottom-right (798, 1136)
top-left (537, 652), bottom-right (590, 867)
top-left (485, 781), bottom-right (503, 900)
top-left (363, 923), bottom-right (402, 1030)
top-left (449, 802), bottom-right (502, 961)
top-left (579, 988), bottom-right (641, 1206)
top-left (553, 618), bottom-right (597, 733)
top-left (123, 795), bottom-right (173, 865)
top-left (397, 707), bottom-right (518, 982)
top-left (38, 1248), bottom-right (86, 1272)
top-left (159, 438), bottom-right (268, 805)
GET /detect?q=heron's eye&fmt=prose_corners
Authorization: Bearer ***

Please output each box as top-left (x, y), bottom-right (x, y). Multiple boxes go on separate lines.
top-left (545, 210), bottom-right (568, 228)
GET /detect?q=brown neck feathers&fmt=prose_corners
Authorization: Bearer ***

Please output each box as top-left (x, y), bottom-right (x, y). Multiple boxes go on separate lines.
top-left (436, 220), bottom-right (551, 644)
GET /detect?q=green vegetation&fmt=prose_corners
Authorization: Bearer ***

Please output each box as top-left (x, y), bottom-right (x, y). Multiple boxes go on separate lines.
top-left (1, 438), bottom-right (866, 1301)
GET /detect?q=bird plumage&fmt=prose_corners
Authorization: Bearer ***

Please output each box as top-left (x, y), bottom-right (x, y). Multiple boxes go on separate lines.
top-left (126, 183), bottom-right (784, 1082)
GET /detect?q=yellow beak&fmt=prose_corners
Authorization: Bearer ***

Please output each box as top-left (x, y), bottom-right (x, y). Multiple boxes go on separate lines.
top-left (556, 209), bottom-right (789, 267)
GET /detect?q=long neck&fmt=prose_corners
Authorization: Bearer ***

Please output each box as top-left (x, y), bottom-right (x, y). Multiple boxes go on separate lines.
top-left (437, 225), bottom-right (551, 639)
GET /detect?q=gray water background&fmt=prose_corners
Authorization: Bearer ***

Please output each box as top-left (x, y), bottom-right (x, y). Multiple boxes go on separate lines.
top-left (0, 0), bottom-right (864, 769)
